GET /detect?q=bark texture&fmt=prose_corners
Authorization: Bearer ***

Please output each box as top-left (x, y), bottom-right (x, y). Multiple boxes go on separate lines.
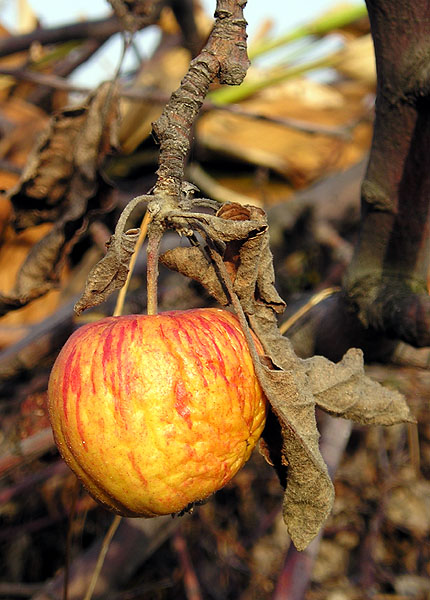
top-left (344, 0), bottom-right (430, 347)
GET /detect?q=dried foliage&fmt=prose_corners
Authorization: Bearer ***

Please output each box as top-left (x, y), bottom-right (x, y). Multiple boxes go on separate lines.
top-left (1, 83), bottom-right (119, 316)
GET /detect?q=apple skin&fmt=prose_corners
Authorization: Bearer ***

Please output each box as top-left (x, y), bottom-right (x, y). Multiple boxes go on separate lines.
top-left (48, 308), bottom-right (267, 517)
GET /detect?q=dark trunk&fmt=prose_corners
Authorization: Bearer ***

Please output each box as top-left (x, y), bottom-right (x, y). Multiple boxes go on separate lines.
top-left (295, 0), bottom-right (430, 363)
top-left (345, 0), bottom-right (430, 346)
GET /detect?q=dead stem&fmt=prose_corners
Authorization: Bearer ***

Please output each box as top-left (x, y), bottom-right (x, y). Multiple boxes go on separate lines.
top-left (279, 287), bottom-right (341, 335)
top-left (172, 530), bottom-right (203, 600)
top-left (113, 210), bottom-right (152, 316)
top-left (83, 514), bottom-right (122, 600)
top-left (407, 422), bottom-right (421, 478)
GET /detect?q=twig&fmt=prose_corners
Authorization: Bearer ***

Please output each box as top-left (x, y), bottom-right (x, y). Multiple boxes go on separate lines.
top-left (151, 0), bottom-right (250, 203)
top-left (28, 39), bottom-right (107, 106)
top-left (32, 517), bottom-right (182, 600)
top-left (113, 210), bottom-right (151, 316)
top-left (64, 479), bottom-right (81, 600)
top-left (213, 103), bottom-right (362, 138)
top-left (170, 0), bottom-right (202, 57)
top-left (279, 287), bottom-right (341, 335)
top-left (83, 515), bottom-right (122, 600)
top-left (0, 427), bottom-right (54, 475)
top-left (172, 530), bottom-right (203, 600)
top-left (407, 422), bottom-right (421, 478)
top-left (0, 16), bottom-right (121, 58)
top-left (0, 582), bottom-right (42, 597)
top-left (0, 460), bottom-right (67, 505)
top-left (0, 67), bottom-right (94, 93)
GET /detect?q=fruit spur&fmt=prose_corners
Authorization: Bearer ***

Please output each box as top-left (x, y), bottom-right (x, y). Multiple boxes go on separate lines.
top-left (48, 308), bottom-right (267, 517)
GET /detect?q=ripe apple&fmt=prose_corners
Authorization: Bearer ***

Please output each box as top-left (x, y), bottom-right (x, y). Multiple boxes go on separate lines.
top-left (48, 308), bottom-right (267, 517)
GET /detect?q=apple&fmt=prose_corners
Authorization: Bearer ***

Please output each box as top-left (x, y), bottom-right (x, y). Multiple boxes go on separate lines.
top-left (48, 308), bottom-right (267, 517)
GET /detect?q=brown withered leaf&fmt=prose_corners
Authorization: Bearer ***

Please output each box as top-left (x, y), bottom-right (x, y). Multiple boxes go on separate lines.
top-left (0, 285), bottom-right (52, 317)
top-left (166, 210), bottom-right (267, 244)
top-left (259, 364), bottom-right (335, 551)
top-left (227, 205), bottom-right (285, 314)
top-left (0, 82), bottom-right (120, 317)
top-left (8, 81), bottom-right (119, 230)
top-left (160, 246), bottom-right (229, 306)
top-left (74, 229), bottom-right (140, 315)
top-left (304, 349), bottom-right (415, 425)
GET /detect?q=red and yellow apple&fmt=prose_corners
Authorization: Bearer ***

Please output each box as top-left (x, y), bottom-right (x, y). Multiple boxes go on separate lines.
top-left (48, 308), bottom-right (267, 517)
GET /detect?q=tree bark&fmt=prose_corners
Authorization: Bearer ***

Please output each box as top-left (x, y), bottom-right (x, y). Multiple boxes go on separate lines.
top-left (291, 0), bottom-right (430, 364)
top-left (344, 0), bottom-right (430, 347)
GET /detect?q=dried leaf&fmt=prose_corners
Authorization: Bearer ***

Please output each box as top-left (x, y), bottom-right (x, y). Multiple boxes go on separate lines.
top-left (0, 285), bottom-right (52, 317)
top-left (255, 231), bottom-right (286, 312)
top-left (204, 248), bottom-right (335, 549)
top-left (74, 229), bottom-right (140, 315)
top-left (226, 206), bottom-right (285, 313)
top-left (304, 348), bottom-right (415, 425)
top-left (14, 226), bottom-right (65, 296)
top-left (8, 81), bottom-right (118, 230)
top-left (1, 83), bottom-right (120, 315)
top-left (259, 364), bottom-right (334, 551)
top-left (160, 246), bottom-right (228, 305)
top-left (0, 97), bottom-right (48, 190)
top-left (167, 211), bottom-right (267, 244)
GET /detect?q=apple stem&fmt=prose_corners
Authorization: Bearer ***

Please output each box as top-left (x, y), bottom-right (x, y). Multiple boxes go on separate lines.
top-left (146, 223), bottom-right (163, 316)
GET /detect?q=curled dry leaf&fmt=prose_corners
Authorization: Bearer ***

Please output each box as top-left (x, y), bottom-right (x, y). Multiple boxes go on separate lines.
top-left (74, 229), bottom-right (140, 315)
top-left (8, 81), bottom-right (119, 230)
top-left (259, 365), bottom-right (335, 551)
top-left (166, 210), bottom-right (267, 244)
top-left (160, 246), bottom-right (229, 306)
top-left (304, 349), bottom-right (416, 425)
top-left (1, 82), bottom-right (120, 316)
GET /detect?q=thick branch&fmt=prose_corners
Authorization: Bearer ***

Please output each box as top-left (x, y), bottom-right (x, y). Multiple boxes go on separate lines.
top-left (344, 0), bottom-right (430, 347)
top-left (152, 0), bottom-right (249, 204)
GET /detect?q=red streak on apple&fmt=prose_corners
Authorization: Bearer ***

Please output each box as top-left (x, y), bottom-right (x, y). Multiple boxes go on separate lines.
top-left (128, 450), bottom-right (148, 487)
top-left (174, 379), bottom-right (193, 428)
top-left (48, 308), bottom-right (267, 518)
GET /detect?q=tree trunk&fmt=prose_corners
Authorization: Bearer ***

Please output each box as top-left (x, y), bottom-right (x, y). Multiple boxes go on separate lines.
top-left (293, 0), bottom-right (430, 364)
top-left (344, 0), bottom-right (430, 347)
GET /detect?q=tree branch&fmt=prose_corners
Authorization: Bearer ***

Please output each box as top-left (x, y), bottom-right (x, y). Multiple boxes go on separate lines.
top-left (0, 16), bottom-right (122, 58)
top-left (151, 0), bottom-right (249, 205)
